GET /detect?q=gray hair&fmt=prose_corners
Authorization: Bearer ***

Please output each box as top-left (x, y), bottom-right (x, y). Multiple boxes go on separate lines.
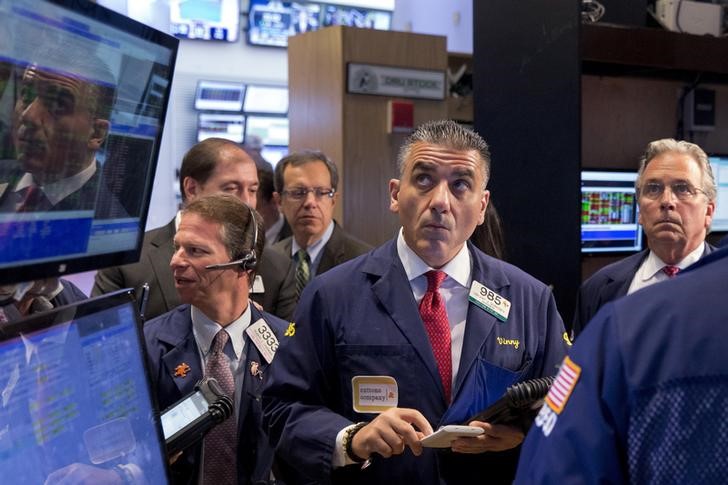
top-left (397, 119), bottom-right (491, 184)
top-left (636, 138), bottom-right (717, 201)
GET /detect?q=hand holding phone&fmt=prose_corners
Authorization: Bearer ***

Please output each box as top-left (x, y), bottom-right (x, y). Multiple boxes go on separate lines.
top-left (419, 425), bottom-right (484, 448)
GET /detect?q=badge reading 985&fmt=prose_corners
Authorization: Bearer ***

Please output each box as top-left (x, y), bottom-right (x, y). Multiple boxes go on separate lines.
top-left (246, 318), bottom-right (279, 364)
top-left (468, 281), bottom-right (511, 322)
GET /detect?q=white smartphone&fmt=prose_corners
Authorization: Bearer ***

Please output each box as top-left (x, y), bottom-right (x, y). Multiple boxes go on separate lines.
top-left (420, 425), bottom-right (484, 448)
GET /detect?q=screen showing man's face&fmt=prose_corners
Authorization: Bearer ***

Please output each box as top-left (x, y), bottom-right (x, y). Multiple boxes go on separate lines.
top-left (13, 66), bottom-right (98, 182)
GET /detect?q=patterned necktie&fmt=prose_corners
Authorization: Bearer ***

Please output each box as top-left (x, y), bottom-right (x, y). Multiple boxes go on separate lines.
top-left (295, 249), bottom-right (310, 298)
top-left (203, 329), bottom-right (237, 485)
top-left (662, 265), bottom-right (680, 278)
top-left (17, 185), bottom-right (45, 212)
top-left (419, 270), bottom-right (452, 403)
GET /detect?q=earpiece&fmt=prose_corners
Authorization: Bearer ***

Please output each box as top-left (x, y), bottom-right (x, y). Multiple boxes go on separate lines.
top-left (204, 205), bottom-right (259, 271)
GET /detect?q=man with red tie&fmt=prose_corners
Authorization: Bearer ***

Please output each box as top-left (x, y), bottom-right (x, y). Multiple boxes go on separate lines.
top-left (573, 139), bottom-right (717, 337)
top-left (263, 120), bottom-right (568, 485)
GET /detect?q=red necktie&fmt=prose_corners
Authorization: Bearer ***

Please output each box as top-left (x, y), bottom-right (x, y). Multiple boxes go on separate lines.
top-left (662, 265), bottom-right (680, 278)
top-left (203, 330), bottom-right (237, 485)
top-left (17, 185), bottom-right (44, 212)
top-left (419, 270), bottom-right (452, 402)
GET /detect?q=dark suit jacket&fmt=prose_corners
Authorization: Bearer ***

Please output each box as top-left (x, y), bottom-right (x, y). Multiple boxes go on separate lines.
top-left (263, 239), bottom-right (568, 485)
top-left (144, 304), bottom-right (287, 485)
top-left (573, 243), bottom-right (716, 337)
top-left (272, 222), bottom-right (371, 289)
top-left (0, 159), bottom-right (128, 219)
top-left (92, 218), bottom-right (296, 321)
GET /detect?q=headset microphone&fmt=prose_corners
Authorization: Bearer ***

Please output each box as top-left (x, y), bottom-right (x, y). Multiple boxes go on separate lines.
top-left (204, 204), bottom-right (259, 272)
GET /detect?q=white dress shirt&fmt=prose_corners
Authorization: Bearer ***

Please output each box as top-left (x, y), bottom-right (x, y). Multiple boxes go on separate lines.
top-left (627, 243), bottom-right (705, 294)
top-left (291, 220), bottom-right (335, 278)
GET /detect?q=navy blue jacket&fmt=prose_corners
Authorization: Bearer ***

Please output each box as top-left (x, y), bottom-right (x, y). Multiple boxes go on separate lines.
top-left (517, 246), bottom-right (728, 484)
top-left (145, 304), bottom-right (288, 485)
top-left (263, 239), bottom-right (568, 485)
top-left (572, 244), bottom-right (715, 337)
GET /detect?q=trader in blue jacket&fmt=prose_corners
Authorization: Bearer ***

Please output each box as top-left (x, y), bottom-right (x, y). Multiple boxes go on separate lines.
top-left (263, 120), bottom-right (568, 485)
top-left (515, 247), bottom-right (728, 483)
top-left (145, 194), bottom-right (288, 485)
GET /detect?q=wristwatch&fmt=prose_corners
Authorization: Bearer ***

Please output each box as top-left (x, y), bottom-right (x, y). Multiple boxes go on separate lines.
top-left (342, 421), bottom-right (368, 463)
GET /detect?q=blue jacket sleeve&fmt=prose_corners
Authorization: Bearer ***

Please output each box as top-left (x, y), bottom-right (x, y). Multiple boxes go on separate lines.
top-left (262, 285), bottom-right (352, 485)
top-left (515, 302), bottom-right (630, 484)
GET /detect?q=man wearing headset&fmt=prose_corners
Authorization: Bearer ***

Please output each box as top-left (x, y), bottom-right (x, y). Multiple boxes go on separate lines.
top-left (144, 194), bottom-right (288, 485)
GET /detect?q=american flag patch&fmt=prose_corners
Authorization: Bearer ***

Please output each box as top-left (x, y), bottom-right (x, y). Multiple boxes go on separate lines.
top-left (545, 356), bottom-right (581, 414)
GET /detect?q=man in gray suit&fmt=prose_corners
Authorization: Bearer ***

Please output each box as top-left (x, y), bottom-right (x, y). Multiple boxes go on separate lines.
top-left (272, 150), bottom-right (370, 299)
top-left (573, 138), bottom-right (717, 337)
top-left (93, 138), bottom-right (296, 321)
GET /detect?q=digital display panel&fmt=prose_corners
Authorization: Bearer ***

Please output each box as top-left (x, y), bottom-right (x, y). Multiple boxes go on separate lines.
top-left (197, 113), bottom-right (245, 143)
top-left (170, 0), bottom-right (240, 42)
top-left (245, 116), bottom-right (289, 147)
top-left (709, 155), bottom-right (728, 232)
top-left (195, 80), bottom-right (246, 111)
top-left (0, 0), bottom-right (178, 284)
top-left (581, 170), bottom-right (643, 254)
top-left (243, 84), bottom-right (288, 114)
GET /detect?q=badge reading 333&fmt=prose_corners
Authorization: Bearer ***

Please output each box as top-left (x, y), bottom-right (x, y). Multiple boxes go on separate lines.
top-left (246, 318), bottom-right (279, 364)
top-left (468, 281), bottom-right (511, 322)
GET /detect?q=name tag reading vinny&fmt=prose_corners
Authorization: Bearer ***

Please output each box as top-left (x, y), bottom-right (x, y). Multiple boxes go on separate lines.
top-left (352, 376), bottom-right (398, 414)
top-left (246, 318), bottom-right (279, 364)
top-left (468, 281), bottom-right (511, 322)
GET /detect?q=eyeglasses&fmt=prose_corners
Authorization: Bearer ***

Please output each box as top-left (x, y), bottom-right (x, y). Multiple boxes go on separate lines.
top-left (639, 181), bottom-right (706, 201)
top-left (281, 187), bottom-right (336, 201)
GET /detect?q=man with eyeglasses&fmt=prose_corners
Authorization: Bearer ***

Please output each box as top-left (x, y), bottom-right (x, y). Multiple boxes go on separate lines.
top-left (573, 138), bottom-right (717, 337)
top-left (272, 150), bottom-right (371, 299)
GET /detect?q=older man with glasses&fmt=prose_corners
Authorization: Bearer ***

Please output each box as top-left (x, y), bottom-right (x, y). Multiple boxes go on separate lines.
top-left (272, 150), bottom-right (371, 299)
top-left (573, 138), bottom-right (717, 337)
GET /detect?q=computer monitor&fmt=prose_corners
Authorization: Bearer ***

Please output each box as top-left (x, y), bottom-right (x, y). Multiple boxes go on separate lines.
top-left (194, 80), bottom-right (246, 112)
top-left (243, 84), bottom-right (289, 114)
top-left (245, 116), bottom-right (290, 147)
top-left (169, 0), bottom-right (240, 42)
top-left (581, 170), bottom-right (643, 254)
top-left (322, 4), bottom-right (392, 29)
top-left (0, 0), bottom-right (178, 285)
top-left (708, 155), bottom-right (728, 232)
top-left (0, 290), bottom-right (169, 483)
top-left (197, 113), bottom-right (246, 143)
top-left (261, 146), bottom-right (289, 167)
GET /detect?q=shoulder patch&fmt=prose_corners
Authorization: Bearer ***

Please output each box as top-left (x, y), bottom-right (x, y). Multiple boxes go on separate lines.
top-left (545, 356), bottom-right (581, 414)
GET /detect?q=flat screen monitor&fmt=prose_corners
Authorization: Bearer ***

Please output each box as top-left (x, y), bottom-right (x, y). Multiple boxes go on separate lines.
top-left (197, 113), bottom-right (246, 143)
top-left (0, 289), bottom-right (169, 483)
top-left (194, 80), bottom-right (246, 111)
top-left (261, 145), bottom-right (289, 167)
top-left (245, 116), bottom-right (289, 147)
top-left (581, 170), bottom-right (643, 254)
top-left (0, 0), bottom-right (178, 285)
top-left (243, 84), bottom-right (289, 114)
top-left (322, 5), bottom-right (392, 29)
top-left (170, 0), bottom-right (240, 42)
top-left (709, 155), bottom-right (728, 232)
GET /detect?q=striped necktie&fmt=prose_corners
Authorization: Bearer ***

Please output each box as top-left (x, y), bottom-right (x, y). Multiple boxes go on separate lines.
top-left (295, 249), bottom-right (310, 298)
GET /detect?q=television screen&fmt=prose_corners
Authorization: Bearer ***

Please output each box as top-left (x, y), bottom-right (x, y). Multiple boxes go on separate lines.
top-left (243, 84), bottom-right (289, 114)
top-left (0, 290), bottom-right (169, 483)
top-left (247, 0), bottom-right (392, 48)
top-left (261, 145), bottom-right (289, 167)
top-left (245, 116), bottom-right (289, 146)
top-left (197, 113), bottom-right (245, 143)
top-left (0, 0), bottom-right (178, 285)
top-left (170, 0), bottom-right (240, 42)
top-left (195, 80), bottom-right (246, 111)
top-left (322, 4), bottom-right (392, 29)
top-left (581, 170), bottom-right (642, 254)
top-left (709, 155), bottom-right (728, 232)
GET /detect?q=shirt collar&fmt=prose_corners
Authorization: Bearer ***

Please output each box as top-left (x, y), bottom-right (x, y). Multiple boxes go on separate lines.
top-left (641, 243), bottom-right (706, 281)
top-left (16, 162), bottom-right (97, 207)
top-left (292, 220), bottom-right (335, 261)
top-left (265, 213), bottom-right (285, 245)
top-left (191, 304), bottom-right (252, 361)
top-left (395, 228), bottom-right (472, 288)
